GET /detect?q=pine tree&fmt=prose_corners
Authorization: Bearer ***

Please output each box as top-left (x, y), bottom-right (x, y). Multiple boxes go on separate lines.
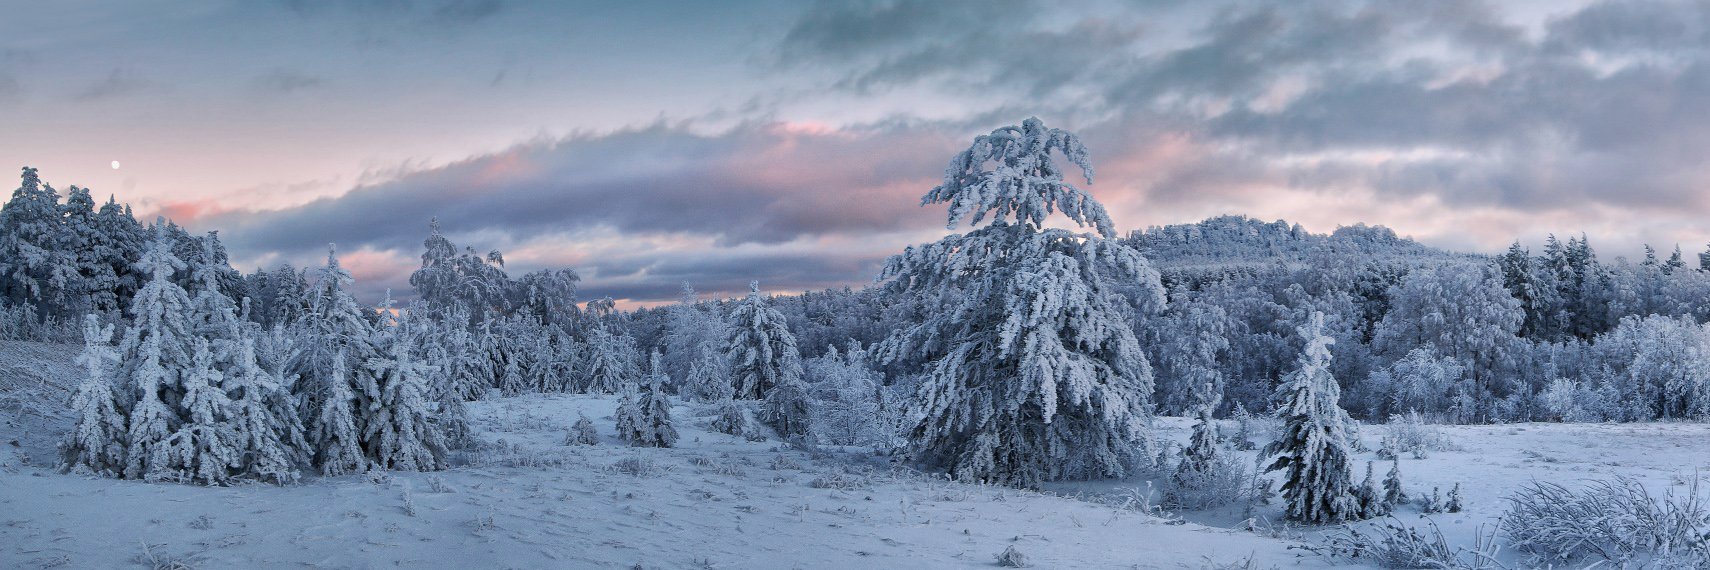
top-left (1383, 458), bottom-right (1406, 507)
top-left (1357, 461), bottom-right (1388, 517)
top-left (878, 118), bottom-right (1164, 487)
top-left (313, 350), bottom-right (366, 476)
top-left (566, 413), bottom-right (599, 445)
top-left (1263, 312), bottom-right (1364, 524)
top-left (224, 336), bottom-right (304, 483)
top-left (614, 353), bottom-right (679, 448)
top-left (364, 326), bottom-right (449, 471)
top-left (708, 373), bottom-right (750, 437)
top-left (761, 368), bottom-right (814, 440)
top-left (151, 339), bottom-right (241, 485)
top-left (0, 167), bottom-right (77, 313)
top-left (726, 282), bottom-right (804, 400)
top-left (685, 350), bottom-right (729, 405)
top-left (664, 282), bottom-right (730, 397)
top-left (119, 228), bottom-right (197, 480)
top-left (292, 245), bottom-right (379, 473)
top-left (1229, 402), bottom-right (1258, 451)
top-left (61, 314), bottom-right (126, 475)
top-left (1446, 482), bottom-right (1464, 513)
top-left (582, 320), bottom-right (640, 394)
top-left (1175, 382), bottom-right (1221, 484)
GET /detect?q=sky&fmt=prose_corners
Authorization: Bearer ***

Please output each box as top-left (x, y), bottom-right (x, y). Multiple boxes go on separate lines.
top-left (8, 0), bottom-right (1710, 305)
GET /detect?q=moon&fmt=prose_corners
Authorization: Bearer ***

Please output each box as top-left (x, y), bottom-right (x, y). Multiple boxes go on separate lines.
top-left (110, 160), bottom-right (121, 170)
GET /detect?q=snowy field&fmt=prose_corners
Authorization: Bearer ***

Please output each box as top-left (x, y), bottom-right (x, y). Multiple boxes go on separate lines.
top-left (5, 338), bottom-right (1710, 569)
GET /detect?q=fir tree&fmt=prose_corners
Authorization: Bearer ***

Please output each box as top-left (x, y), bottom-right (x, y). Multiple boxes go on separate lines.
top-left (364, 326), bottom-right (449, 471)
top-left (708, 375), bottom-right (750, 437)
top-left (314, 350), bottom-right (366, 476)
top-left (566, 413), bottom-right (599, 445)
top-left (1383, 458), bottom-right (1406, 507)
top-left (761, 368), bottom-right (814, 440)
top-left (1446, 482), bottom-right (1464, 513)
top-left (61, 314), bottom-right (126, 475)
top-left (614, 353), bottom-right (679, 448)
top-left (224, 336), bottom-right (303, 483)
top-left (1229, 402), bottom-right (1258, 451)
top-left (1357, 461), bottom-right (1388, 518)
top-left (1263, 312), bottom-right (1364, 524)
top-left (1175, 382), bottom-right (1221, 484)
top-left (119, 228), bottom-right (196, 480)
top-left (878, 118), bottom-right (1164, 488)
top-left (293, 245), bottom-right (379, 473)
top-left (581, 319), bottom-right (640, 394)
top-left (151, 339), bottom-right (240, 485)
top-left (726, 282), bottom-right (804, 400)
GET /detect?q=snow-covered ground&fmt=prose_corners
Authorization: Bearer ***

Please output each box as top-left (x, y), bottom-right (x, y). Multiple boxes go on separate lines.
top-left (5, 338), bottom-right (1710, 569)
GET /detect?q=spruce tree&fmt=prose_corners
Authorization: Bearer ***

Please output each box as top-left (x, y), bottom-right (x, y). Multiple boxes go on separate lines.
top-left (726, 282), bottom-right (804, 400)
top-left (1383, 458), bottom-right (1406, 507)
top-left (61, 314), bottom-right (126, 475)
top-left (364, 326), bottom-right (448, 471)
top-left (119, 228), bottom-right (197, 480)
top-left (566, 413), bottom-right (600, 445)
top-left (314, 350), bottom-right (366, 476)
top-left (877, 118), bottom-right (1164, 487)
top-left (293, 245), bottom-right (379, 473)
top-left (760, 368), bottom-right (814, 440)
top-left (1175, 382), bottom-right (1221, 484)
top-left (1263, 312), bottom-right (1364, 524)
top-left (581, 319), bottom-right (640, 394)
top-left (614, 353), bottom-right (679, 448)
top-left (224, 336), bottom-right (304, 483)
top-left (151, 339), bottom-right (240, 485)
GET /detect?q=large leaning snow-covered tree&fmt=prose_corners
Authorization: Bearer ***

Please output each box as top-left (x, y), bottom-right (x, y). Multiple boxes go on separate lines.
top-left (1263, 311), bottom-right (1364, 524)
top-left (877, 117), bottom-right (1166, 488)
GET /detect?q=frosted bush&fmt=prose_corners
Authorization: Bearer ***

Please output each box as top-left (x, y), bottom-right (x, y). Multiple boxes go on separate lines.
top-left (1502, 477), bottom-right (1710, 568)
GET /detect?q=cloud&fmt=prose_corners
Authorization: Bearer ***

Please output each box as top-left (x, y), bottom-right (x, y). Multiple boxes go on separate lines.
top-left (254, 69), bottom-right (324, 93)
top-left (194, 120), bottom-right (964, 303)
top-left (74, 68), bottom-right (149, 101)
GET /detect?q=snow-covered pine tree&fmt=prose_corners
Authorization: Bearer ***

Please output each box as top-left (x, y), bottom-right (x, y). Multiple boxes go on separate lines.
top-left (1229, 402), bottom-right (1258, 451)
top-left (726, 281), bottom-right (804, 400)
top-left (224, 335), bottom-right (305, 483)
top-left (581, 318), bottom-right (641, 394)
top-left (1356, 461), bottom-right (1388, 517)
top-left (61, 314), bottom-right (126, 475)
top-left (1383, 458), bottom-right (1406, 507)
top-left (0, 167), bottom-right (78, 314)
top-left (708, 371), bottom-right (750, 437)
top-left (761, 365), bottom-right (814, 440)
top-left (118, 227), bottom-right (197, 480)
top-left (1446, 482), bottom-right (1464, 513)
top-left (614, 352), bottom-right (678, 448)
top-left (363, 323), bottom-right (448, 471)
top-left (1175, 382), bottom-right (1221, 484)
top-left (314, 350), bottom-right (366, 476)
top-left (292, 245), bottom-right (380, 472)
top-left (566, 413), bottom-right (599, 445)
top-left (187, 238), bottom-right (243, 345)
top-left (151, 339), bottom-right (240, 485)
top-left (664, 282), bottom-right (730, 398)
top-left (1263, 311), bottom-right (1364, 524)
top-left (877, 117), bottom-right (1164, 488)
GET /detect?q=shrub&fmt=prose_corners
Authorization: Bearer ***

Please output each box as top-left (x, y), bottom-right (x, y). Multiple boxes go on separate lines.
top-left (1501, 477), bottom-right (1710, 568)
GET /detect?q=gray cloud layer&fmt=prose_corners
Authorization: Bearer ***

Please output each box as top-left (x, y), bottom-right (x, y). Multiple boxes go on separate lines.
top-left (178, 0), bottom-right (1710, 303)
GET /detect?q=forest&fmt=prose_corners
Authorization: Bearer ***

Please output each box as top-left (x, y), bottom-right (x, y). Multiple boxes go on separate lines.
top-left (6, 119), bottom-right (1710, 567)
